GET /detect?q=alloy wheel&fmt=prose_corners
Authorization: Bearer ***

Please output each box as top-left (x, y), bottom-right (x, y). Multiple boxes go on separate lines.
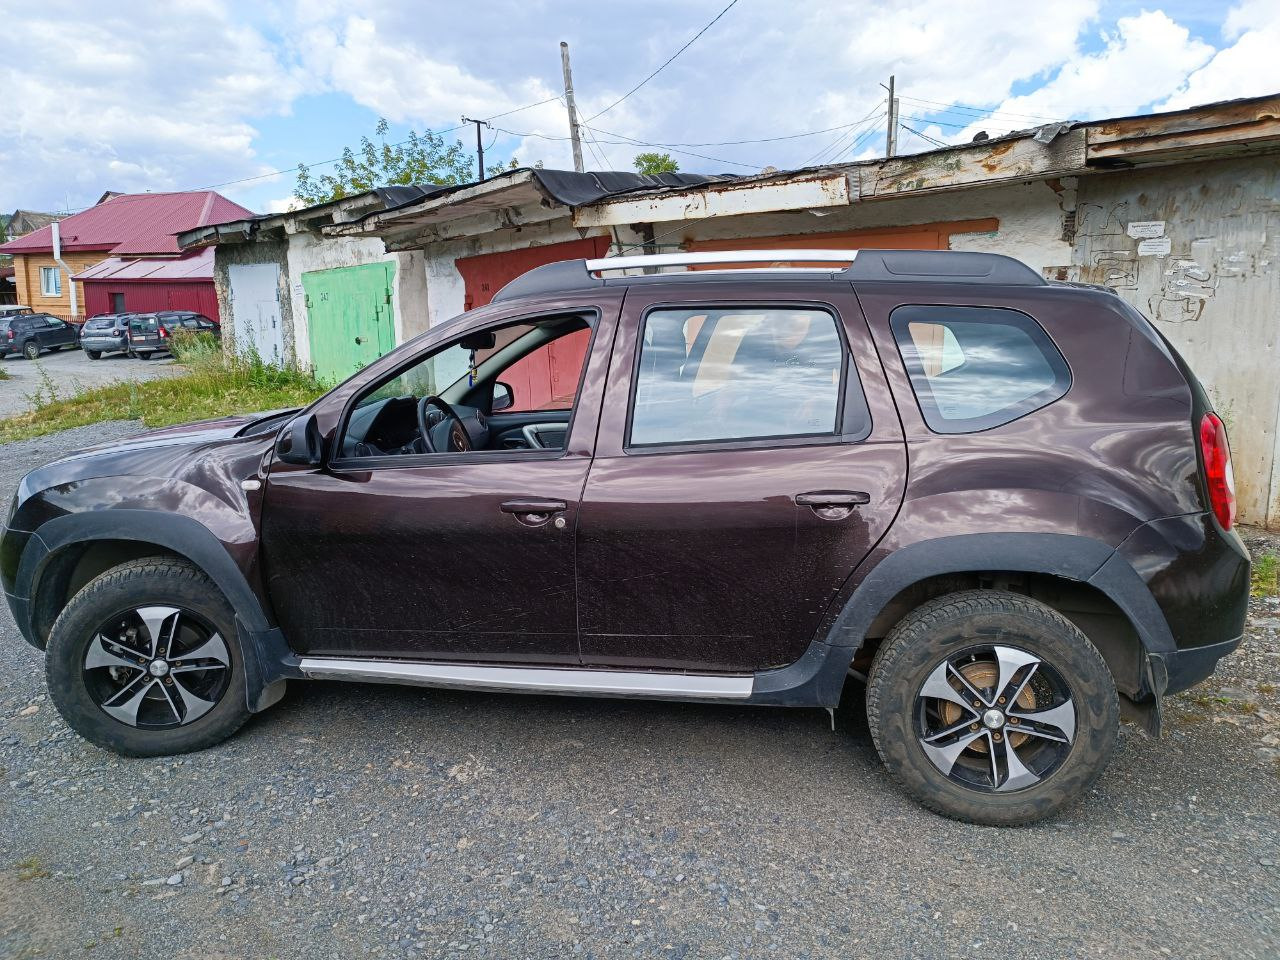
top-left (81, 606), bottom-right (231, 729)
top-left (914, 644), bottom-right (1077, 792)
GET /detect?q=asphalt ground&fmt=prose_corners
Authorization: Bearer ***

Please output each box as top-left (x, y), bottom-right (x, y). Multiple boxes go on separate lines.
top-left (1, 422), bottom-right (1277, 959)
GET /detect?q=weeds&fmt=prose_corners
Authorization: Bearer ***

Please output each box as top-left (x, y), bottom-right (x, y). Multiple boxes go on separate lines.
top-left (15, 856), bottom-right (49, 881)
top-left (1252, 553), bottom-right (1279, 598)
top-left (0, 365), bottom-right (10, 381)
top-left (22, 361), bottom-right (60, 410)
top-left (0, 337), bottom-right (327, 443)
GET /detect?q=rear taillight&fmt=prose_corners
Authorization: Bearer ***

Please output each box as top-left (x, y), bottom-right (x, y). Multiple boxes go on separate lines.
top-left (159, 326), bottom-right (168, 339)
top-left (1199, 412), bottom-right (1236, 530)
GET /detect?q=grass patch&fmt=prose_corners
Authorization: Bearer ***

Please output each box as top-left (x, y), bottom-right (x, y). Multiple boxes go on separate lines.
top-left (1253, 552), bottom-right (1279, 598)
top-left (15, 856), bottom-right (49, 881)
top-left (0, 333), bottom-right (327, 444)
top-left (0, 365), bottom-right (10, 381)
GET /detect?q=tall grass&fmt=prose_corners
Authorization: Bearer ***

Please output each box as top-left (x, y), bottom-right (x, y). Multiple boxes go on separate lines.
top-left (0, 331), bottom-right (327, 443)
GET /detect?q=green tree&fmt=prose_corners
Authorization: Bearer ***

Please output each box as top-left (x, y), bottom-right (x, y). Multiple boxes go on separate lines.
top-left (294, 118), bottom-right (476, 205)
top-left (633, 152), bottom-right (680, 175)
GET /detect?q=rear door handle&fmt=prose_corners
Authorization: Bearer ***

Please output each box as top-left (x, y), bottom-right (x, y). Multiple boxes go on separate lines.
top-left (500, 498), bottom-right (568, 527)
top-left (795, 491), bottom-right (871, 507)
top-left (500, 499), bottom-right (568, 514)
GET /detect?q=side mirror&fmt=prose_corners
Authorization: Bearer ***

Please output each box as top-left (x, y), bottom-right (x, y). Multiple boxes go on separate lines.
top-left (492, 381), bottom-right (515, 413)
top-left (276, 412), bottom-right (324, 466)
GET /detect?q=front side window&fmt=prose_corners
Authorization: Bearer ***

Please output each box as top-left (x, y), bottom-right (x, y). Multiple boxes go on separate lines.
top-left (342, 314), bottom-right (593, 460)
top-left (891, 305), bottom-right (1071, 433)
top-left (40, 266), bottom-right (61, 297)
top-left (629, 306), bottom-right (852, 447)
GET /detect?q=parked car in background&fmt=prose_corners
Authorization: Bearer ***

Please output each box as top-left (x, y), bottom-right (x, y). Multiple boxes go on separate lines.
top-left (79, 313), bottom-right (133, 359)
top-left (0, 305), bottom-right (34, 319)
top-left (0, 312), bottom-right (79, 359)
top-left (1, 250), bottom-right (1250, 826)
top-left (127, 311), bottom-right (219, 359)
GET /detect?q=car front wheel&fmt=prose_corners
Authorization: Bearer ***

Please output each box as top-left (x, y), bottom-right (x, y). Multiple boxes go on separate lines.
top-left (85, 349), bottom-right (102, 360)
top-left (45, 558), bottom-right (252, 757)
top-left (22, 341), bottom-right (39, 360)
top-left (866, 590), bottom-right (1118, 826)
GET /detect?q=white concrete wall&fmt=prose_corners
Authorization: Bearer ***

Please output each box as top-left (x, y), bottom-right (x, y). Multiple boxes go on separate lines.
top-left (1073, 158), bottom-right (1280, 527)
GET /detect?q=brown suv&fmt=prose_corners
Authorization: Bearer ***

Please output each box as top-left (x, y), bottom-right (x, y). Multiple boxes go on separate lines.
top-left (1, 250), bottom-right (1250, 824)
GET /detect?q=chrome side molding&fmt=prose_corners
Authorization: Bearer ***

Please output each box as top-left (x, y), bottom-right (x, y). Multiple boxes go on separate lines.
top-left (297, 658), bottom-right (753, 700)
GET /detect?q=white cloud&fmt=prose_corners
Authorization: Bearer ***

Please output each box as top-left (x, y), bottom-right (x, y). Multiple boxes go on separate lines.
top-left (947, 11), bottom-right (1216, 142)
top-left (0, 1), bottom-right (305, 212)
top-left (1162, 1), bottom-right (1280, 109)
top-left (2, 0), bottom-right (1276, 211)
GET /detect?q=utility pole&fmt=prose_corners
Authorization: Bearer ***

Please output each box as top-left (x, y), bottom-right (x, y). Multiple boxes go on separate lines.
top-left (885, 75), bottom-right (899, 158)
top-left (560, 41), bottom-right (585, 173)
top-left (462, 117), bottom-right (488, 181)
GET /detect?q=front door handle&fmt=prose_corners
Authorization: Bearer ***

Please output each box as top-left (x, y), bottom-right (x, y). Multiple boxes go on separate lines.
top-left (500, 498), bottom-right (568, 527)
top-left (795, 491), bottom-right (871, 507)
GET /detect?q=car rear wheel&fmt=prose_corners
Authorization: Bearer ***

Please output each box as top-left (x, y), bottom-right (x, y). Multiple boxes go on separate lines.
top-left (85, 349), bottom-right (102, 360)
top-left (45, 558), bottom-right (252, 757)
top-left (137, 351), bottom-right (152, 360)
top-left (866, 590), bottom-right (1118, 826)
top-left (22, 341), bottom-right (39, 360)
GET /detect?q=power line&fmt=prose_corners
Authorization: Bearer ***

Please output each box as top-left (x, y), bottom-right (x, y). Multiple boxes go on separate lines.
top-left (584, 0), bottom-right (742, 123)
top-left (831, 123), bottom-right (887, 163)
top-left (898, 121), bottom-right (949, 149)
top-left (582, 124), bottom-right (759, 169)
top-left (899, 113), bottom-right (1016, 134)
top-left (897, 94), bottom-right (1064, 123)
top-left (798, 105), bottom-right (885, 166)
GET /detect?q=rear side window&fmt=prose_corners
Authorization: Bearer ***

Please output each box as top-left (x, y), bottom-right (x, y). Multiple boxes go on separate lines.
top-left (890, 305), bottom-right (1070, 433)
top-left (629, 306), bottom-right (867, 447)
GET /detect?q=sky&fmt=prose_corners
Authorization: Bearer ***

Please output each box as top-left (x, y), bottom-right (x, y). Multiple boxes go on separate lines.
top-left (1, 0), bottom-right (1277, 217)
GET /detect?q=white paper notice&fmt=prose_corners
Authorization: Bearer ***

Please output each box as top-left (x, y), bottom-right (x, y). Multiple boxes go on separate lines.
top-left (1137, 237), bottom-right (1172, 257)
top-left (1126, 221), bottom-right (1166, 239)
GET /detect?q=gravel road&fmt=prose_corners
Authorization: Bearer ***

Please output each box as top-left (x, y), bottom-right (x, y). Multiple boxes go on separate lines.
top-left (1, 423), bottom-right (1277, 959)
top-left (0, 349), bottom-right (182, 417)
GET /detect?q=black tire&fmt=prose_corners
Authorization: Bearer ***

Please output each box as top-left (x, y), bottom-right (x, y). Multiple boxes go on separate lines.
top-left (85, 349), bottom-right (102, 360)
top-left (22, 341), bottom-right (39, 360)
top-left (45, 558), bottom-right (251, 757)
top-left (137, 350), bottom-right (153, 360)
top-left (866, 590), bottom-right (1118, 826)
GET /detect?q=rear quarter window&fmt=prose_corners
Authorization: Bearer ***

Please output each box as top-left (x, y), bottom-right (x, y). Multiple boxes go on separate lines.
top-left (890, 305), bottom-right (1070, 433)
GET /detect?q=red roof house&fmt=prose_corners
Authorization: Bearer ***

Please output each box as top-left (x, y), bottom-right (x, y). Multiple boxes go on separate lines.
top-left (0, 191), bottom-right (254, 320)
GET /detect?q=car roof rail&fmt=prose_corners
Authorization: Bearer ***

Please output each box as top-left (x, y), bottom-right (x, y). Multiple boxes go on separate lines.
top-left (490, 248), bottom-right (1044, 302)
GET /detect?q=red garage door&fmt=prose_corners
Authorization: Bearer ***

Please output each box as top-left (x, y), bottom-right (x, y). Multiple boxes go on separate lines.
top-left (455, 236), bottom-right (610, 411)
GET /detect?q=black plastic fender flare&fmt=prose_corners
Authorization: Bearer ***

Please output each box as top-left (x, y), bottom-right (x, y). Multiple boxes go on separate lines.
top-left (17, 510), bottom-right (295, 712)
top-left (748, 532), bottom-right (1173, 707)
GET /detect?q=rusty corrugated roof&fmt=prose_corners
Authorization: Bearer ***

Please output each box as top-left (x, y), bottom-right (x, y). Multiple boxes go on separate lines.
top-left (72, 247), bottom-right (214, 283)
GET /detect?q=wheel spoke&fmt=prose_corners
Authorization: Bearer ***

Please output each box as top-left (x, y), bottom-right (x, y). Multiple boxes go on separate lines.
top-left (100, 675), bottom-right (156, 726)
top-left (84, 634), bottom-right (144, 673)
top-left (136, 606), bottom-right (181, 658)
top-left (920, 661), bottom-right (981, 714)
top-left (918, 729), bottom-right (986, 776)
top-left (170, 675), bottom-right (217, 723)
top-left (1014, 699), bottom-right (1076, 742)
top-left (993, 645), bottom-right (1040, 705)
top-left (155, 680), bottom-right (183, 725)
top-left (995, 736), bottom-right (1042, 792)
top-left (922, 718), bottom-right (978, 744)
top-left (171, 632), bottom-right (229, 673)
top-left (1010, 724), bottom-right (1070, 744)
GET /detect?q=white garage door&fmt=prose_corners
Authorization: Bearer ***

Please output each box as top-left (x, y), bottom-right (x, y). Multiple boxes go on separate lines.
top-left (228, 262), bottom-right (285, 365)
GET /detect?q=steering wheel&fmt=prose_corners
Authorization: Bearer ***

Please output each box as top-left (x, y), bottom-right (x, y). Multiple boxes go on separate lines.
top-left (416, 396), bottom-right (472, 453)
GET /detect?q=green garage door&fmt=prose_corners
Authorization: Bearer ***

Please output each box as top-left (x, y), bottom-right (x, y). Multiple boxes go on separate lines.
top-left (302, 262), bottom-right (397, 383)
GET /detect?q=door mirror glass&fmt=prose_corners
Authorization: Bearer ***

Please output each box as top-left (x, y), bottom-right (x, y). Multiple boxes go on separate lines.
top-left (492, 381), bottom-right (515, 412)
top-left (277, 413), bottom-right (324, 466)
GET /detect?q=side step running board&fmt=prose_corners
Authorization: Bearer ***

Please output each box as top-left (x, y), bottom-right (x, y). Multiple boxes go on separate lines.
top-left (297, 658), bottom-right (754, 700)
